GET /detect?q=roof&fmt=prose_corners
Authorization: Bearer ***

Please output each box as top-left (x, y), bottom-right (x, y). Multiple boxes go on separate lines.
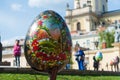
top-left (102, 9), bottom-right (120, 17)
top-left (1, 36), bottom-right (25, 47)
top-left (105, 9), bottom-right (120, 14)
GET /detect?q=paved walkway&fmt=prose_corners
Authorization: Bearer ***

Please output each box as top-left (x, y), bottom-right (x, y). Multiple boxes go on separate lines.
top-left (0, 67), bottom-right (120, 76)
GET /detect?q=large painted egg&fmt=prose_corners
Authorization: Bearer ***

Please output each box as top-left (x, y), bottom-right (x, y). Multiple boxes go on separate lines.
top-left (24, 10), bottom-right (72, 72)
top-left (95, 51), bottom-right (103, 61)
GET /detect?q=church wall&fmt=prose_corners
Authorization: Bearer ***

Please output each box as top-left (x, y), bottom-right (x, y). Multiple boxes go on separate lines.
top-left (66, 14), bottom-right (98, 33)
top-left (72, 34), bottom-right (98, 50)
top-left (72, 17), bottom-right (85, 31)
top-left (71, 15), bottom-right (92, 32)
top-left (102, 15), bottom-right (120, 23)
top-left (66, 10), bottom-right (72, 17)
top-left (84, 16), bottom-right (91, 32)
top-left (72, 7), bottom-right (91, 16)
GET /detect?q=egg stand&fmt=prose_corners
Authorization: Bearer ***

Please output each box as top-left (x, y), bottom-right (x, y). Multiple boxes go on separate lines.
top-left (48, 67), bottom-right (58, 80)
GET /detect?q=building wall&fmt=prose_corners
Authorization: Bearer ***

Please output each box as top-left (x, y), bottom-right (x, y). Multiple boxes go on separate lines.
top-left (72, 34), bottom-right (98, 50)
top-left (102, 14), bottom-right (120, 23)
top-left (2, 41), bottom-right (120, 71)
top-left (72, 15), bottom-right (89, 31)
top-left (65, 7), bottom-right (92, 32)
top-left (72, 47), bottom-right (120, 71)
top-left (2, 53), bottom-right (28, 67)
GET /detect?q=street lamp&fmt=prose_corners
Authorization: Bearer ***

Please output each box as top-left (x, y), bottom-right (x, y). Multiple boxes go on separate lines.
top-left (94, 41), bottom-right (99, 49)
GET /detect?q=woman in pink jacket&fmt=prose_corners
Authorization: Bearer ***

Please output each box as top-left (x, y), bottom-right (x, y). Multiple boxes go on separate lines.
top-left (13, 40), bottom-right (21, 67)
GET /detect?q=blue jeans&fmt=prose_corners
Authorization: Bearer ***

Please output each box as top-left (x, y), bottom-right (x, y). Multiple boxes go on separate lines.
top-left (66, 64), bottom-right (70, 69)
top-left (15, 56), bottom-right (20, 67)
top-left (77, 60), bottom-right (84, 70)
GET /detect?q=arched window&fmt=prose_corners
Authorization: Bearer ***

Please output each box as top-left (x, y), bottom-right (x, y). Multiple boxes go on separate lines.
top-left (77, 22), bottom-right (81, 31)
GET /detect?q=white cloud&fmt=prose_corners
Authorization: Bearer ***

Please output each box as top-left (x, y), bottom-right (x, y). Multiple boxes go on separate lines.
top-left (28, 0), bottom-right (66, 8)
top-left (11, 3), bottom-right (22, 11)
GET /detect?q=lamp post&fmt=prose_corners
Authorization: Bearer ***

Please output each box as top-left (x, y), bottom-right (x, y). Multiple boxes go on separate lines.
top-left (94, 41), bottom-right (99, 50)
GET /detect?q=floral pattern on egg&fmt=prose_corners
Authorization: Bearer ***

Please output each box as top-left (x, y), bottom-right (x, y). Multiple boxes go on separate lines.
top-left (24, 10), bottom-right (72, 72)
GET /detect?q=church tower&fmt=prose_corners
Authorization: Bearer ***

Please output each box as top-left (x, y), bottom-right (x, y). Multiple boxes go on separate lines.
top-left (74, 0), bottom-right (80, 9)
top-left (91, 0), bottom-right (108, 15)
top-left (74, 0), bottom-right (108, 15)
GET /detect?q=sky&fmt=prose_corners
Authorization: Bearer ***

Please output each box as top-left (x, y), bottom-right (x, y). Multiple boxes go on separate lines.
top-left (0, 0), bottom-right (120, 41)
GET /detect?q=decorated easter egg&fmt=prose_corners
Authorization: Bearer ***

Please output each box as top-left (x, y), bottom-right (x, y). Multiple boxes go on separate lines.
top-left (95, 51), bottom-right (103, 61)
top-left (24, 10), bottom-right (72, 72)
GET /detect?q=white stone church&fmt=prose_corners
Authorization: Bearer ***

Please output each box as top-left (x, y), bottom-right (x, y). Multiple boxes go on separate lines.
top-left (66, 0), bottom-right (120, 71)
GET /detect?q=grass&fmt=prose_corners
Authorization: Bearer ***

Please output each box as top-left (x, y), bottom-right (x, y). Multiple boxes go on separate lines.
top-left (0, 73), bottom-right (120, 80)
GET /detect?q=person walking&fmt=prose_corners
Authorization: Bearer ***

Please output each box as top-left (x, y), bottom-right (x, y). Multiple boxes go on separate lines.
top-left (93, 56), bottom-right (99, 71)
top-left (114, 56), bottom-right (119, 72)
top-left (75, 47), bottom-right (85, 70)
top-left (13, 39), bottom-right (21, 67)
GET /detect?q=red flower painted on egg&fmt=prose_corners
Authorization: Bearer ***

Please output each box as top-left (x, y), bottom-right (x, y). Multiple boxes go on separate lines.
top-left (38, 20), bottom-right (43, 26)
top-left (36, 52), bottom-right (41, 58)
top-left (32, 39), bottom-right (39, 47)
top-left (59, 53), bottom-right (66, 60)
top-left (49, 55), bottom-right (54, 60)
top-left (43, 15), bottom-right (48, 19)
top-left (33, 46), bottom-right (40, 51)
top-left (36, 52), bottom-right (44, 58)
top-left (42, 57), bottom-right (49, 61)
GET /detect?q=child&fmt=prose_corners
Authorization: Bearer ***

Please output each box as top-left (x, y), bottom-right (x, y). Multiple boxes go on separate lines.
top-left (13, 40), bottom-right (21, 67)
top-left (93, 56), bottom-right (99, 71)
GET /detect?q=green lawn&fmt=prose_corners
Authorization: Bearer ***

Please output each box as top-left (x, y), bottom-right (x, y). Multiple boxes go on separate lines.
top-left (0, 73), bottom-right (120, 80)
